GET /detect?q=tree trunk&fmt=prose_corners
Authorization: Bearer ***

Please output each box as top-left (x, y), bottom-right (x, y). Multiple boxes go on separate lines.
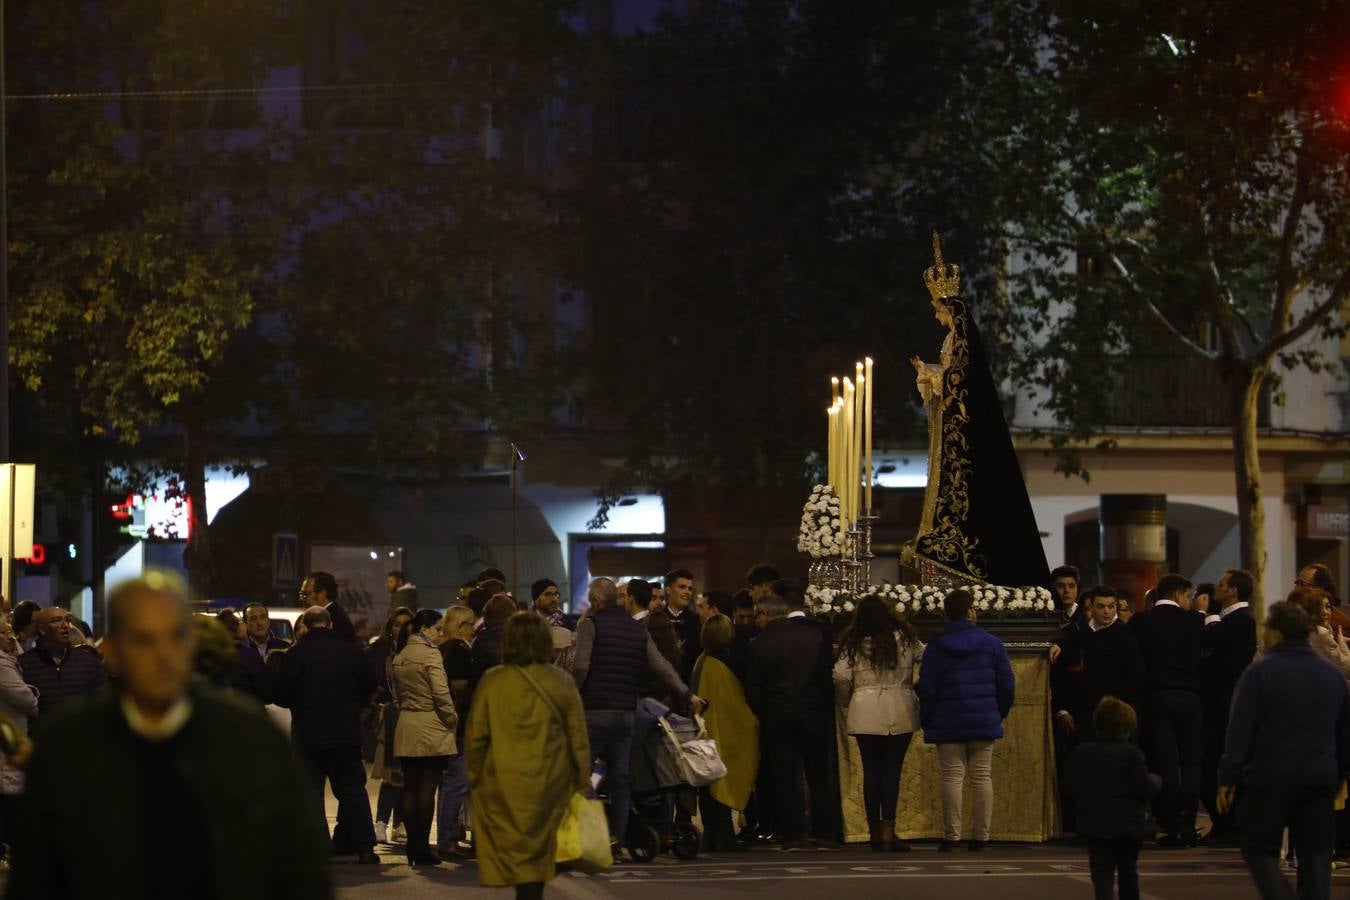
top-left (1230, 367), bottom-right (1267, 619)
top-left (181, 426), bottom-right (212, 603)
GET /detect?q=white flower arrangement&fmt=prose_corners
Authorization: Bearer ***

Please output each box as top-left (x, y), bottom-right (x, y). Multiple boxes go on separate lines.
top-left (796, 484), bottom-right (844, 559)
top-left (806, 582), bottom-right (1055, 617)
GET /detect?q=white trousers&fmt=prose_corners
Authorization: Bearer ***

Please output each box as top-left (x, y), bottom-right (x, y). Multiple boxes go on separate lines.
top-left (937, 740), bottom-right (994, 841)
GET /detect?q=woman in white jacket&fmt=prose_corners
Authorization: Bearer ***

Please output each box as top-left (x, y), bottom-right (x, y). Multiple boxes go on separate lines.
top-left (833, 595), bottom-right (924, 852)
top-left (1290, 587), bottom-right (1350, 678)
top-left (0, 616), bottom-right (38, 863)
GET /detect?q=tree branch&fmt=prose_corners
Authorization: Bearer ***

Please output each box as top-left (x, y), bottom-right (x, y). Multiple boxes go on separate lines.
top-left (1272, 149), bottom-right (1313, 338)
top-left (1257, 268), bottom-right (1350, 364)
top-left (1109, 241), bottom-right (1217, 361)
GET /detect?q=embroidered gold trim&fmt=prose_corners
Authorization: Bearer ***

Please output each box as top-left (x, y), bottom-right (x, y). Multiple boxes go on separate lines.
top-left (913, 296), bottom-right (987, 581)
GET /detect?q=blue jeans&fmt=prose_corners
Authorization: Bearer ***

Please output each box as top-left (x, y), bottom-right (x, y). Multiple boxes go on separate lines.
top-left (437, 753), bottom-right (469, 847)
top-left (1239, 784), bottom-right (1334, 900)
top-left (586, 710), bottom-right (635, 844)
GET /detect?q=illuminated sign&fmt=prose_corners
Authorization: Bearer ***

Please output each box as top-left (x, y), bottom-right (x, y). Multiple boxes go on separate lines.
top-left (110, 492), bottom-right (193, 540)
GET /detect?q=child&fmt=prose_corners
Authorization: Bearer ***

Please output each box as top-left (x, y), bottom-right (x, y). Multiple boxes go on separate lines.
top-left (1066, 696), bottom-right (1160, 900)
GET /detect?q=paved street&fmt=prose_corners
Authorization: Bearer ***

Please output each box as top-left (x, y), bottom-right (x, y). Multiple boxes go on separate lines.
top-left (332, 844), bottom-right (1289, 899)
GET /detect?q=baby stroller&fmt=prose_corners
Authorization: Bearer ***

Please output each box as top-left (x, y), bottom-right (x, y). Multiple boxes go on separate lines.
top-left (622, 698), bottom-right (707, 862)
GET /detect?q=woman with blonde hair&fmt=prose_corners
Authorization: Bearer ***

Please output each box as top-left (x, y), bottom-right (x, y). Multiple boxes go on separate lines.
top-left (1289, 587), bottom-right (1350, 678)
top-left (467, 613), bottom-right (590, 900)
top-left (437, 605), bottom-right (477, 856)
top-left (691, 613), bottom-right (759, 852)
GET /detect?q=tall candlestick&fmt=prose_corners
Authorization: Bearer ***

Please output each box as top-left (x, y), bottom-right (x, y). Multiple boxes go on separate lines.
top-left (853, 369), bottom-right (864, 525)
top-left (864, 356), bottom-right (874, 511)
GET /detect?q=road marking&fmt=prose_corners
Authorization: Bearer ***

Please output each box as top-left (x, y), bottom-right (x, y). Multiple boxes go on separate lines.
top-left (597, 871), bottom-right (1258, 883)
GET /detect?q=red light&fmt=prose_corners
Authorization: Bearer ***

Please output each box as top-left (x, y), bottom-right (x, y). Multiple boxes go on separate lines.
top-left (22, 545), bottom-right (46, 566)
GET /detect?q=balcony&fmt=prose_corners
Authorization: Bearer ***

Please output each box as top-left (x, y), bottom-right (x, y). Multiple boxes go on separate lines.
top-left (1102, 355), bottom-right (1270, 429)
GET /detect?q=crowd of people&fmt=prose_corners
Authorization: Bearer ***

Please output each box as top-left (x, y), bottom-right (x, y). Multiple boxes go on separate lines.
top-left (0, 557), bottom-right (1344, 900)
top-left (1048, 561), bottom-right (1350, 900)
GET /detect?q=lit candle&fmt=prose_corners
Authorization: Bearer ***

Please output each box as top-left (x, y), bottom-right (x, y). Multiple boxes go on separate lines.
top-left (831, 376), bottom-right (840, 406)
top-left (827, 404), bottom-right (838, 492)
top-left (853, 367), bottom-right (864, 524)
top-left (841, 378), bottom-right (854, 533)
top-left (864, 356), bottom-right (874, 512)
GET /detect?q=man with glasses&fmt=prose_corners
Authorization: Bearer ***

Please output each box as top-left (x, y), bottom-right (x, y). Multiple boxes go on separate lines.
top-left (530, 578), bottom-right (566, 628)
top-left (300, 571), bottom-right (357, 643)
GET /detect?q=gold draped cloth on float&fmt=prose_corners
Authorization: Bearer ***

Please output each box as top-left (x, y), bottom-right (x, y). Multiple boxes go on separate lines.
top-left (836, 654), bottom-right (1058, 841)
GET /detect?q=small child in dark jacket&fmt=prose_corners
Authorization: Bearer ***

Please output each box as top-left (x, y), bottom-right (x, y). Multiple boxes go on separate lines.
top-left (1066, 696), bottom-right (1161, 900)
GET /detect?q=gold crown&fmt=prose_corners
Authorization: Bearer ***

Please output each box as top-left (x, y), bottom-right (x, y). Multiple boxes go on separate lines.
top-left (923, 230), bottom-right (960, 301)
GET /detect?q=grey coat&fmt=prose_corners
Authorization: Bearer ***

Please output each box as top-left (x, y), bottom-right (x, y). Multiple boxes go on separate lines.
top-left (0, 651), bottom-right (40, 794)
top-left (392, 635), bottom-right (458, 757)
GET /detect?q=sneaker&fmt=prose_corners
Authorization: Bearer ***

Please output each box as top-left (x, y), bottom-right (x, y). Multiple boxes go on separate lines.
top-left (374, 822), bottom-right (388, 844)
top-left (391, 824), bottom-right (407, 843)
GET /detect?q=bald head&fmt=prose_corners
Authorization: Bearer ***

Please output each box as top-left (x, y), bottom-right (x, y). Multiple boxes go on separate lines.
top-left (588, 578), bottom-right (618, 610)
top-left (34, 606), bottom-right (75, 648)
top-left (104, 571), bottom-right (195, 713)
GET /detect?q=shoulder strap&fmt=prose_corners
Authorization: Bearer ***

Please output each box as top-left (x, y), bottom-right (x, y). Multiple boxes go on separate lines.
top-left (516, 665), bottom-right (566, 730)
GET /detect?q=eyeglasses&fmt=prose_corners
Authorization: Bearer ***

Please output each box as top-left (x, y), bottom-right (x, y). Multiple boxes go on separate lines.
top-left (541, 589), bottom-right (561, 597)
top-left (298, 590), bottom-right (315, 600)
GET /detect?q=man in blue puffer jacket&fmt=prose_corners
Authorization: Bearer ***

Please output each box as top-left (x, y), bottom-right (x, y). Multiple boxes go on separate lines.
top-left (917, 589), bottom-right (1016, 851)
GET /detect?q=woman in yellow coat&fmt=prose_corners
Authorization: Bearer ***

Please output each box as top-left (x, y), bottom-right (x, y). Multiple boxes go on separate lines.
top-left (691, 613), bottom-right (759, 851)
top-left (466, 612), bottom-right (591, 900)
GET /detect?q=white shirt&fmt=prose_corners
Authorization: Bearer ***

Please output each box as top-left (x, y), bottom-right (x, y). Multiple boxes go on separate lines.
top-left (1088, 615), bottom-right (1117, 632)
top-left (633, 610), bottom-right (650, 622)
top-left (787, 611), bottom-right (807, 619)
top-left (1206, 601), bottom-right (1249, 626)
top-left (122, 695), bottom-right (193, 742)
top-left (1062, 602), bottom-right (1079, 621)
top-left (1154, 598), bottom-right (1181, 609)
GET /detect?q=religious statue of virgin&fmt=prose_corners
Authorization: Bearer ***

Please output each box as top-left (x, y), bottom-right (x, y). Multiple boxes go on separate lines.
top-left (903, 233), bottom-right (1050, 590)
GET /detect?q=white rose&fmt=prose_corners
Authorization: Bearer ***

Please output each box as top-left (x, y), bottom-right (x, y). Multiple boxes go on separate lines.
top-left (843, 601), bottom-right (855, 612)
top-left (997, 586), bottom-right (1009, 599)
top-left (994, 599), bottom-right (1004, 610)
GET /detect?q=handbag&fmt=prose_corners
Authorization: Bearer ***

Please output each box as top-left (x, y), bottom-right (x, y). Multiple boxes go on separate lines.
top-left (515, 666), bottom-right (613, 873)
top-left (657, 713), bottom-right (728, 787)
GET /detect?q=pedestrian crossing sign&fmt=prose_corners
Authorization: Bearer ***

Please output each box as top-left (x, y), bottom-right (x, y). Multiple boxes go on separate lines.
top-left (273, 533), bottom-right (299, 587)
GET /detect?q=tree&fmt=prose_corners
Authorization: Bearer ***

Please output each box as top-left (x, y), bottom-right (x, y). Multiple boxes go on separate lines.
top-left (560, 0), bottom-right (987, 533)
top-left (927, 0), bottom-right (1350, 612)
top-left (8, 1), bottom-right (583, 601)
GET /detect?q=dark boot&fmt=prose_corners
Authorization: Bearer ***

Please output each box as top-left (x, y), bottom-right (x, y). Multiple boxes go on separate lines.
top-left (881, 820), bottom-right (911, 852)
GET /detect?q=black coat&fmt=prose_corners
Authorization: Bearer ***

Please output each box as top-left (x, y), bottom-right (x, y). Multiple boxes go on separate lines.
top-left (19, 644), bottom-right (109, 718)
top-left (1129, 602), bottom-right (1205, 694)
top-left (1202, 605), bottom-right (1258, 729)
top-left (230, 636), bottom-right (291, 703)
top-left (1065, 740), bottom-right (1159, 840)
top-left (270, 628), bottom-right (376, 751)
top-left (745, 617), bottom-right (831, 724)
top-left (470, 623), bottom-right (504, 689)
top-left (7, 681), bottom-right (331, 900)
top-left (1053, 620), bottom-right (1145, 738)
top-left (325, 600), bottom-right (357, 644)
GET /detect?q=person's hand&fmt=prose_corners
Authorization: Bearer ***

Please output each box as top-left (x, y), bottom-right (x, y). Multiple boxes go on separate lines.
top-left (1216, 785), bottom-right (1236, 816)
top-left (1048, 643), bottom-right (1062, 663)
top-left (1055, 710), bottom-right (1076, 735)
top-left (910, 355), bottom-right (924, 372)
top-left (689, 695), bottom-right (708, 714)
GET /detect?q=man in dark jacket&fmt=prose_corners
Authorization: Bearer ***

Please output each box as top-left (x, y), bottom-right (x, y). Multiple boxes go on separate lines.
top-left (917, 589), bottom-right (1015, 851)
top-left (8, 570), bottom-right (331, 900)
top-left (1054, 588), bottom-right (1145, 739)
top-left (271, 606), bottom-right (380, 863)
top-left (746, 593), bottom-right (836, 848)
top-left (231, 602), bottom-right (291, 703)
top-left (572, 578), bottom-right (701, 849)
top-left (1218, 601), bottom-right (1350, 900)
top-left (19, 607), bottom-right (109, 718)
top-left (470, 593), bottom-right (515, 689)
top-left (1199, 568), bottom-right (1258, 844)
top-left (1128, 572), bottom-right (1205, 846)
top-left (302, 571), bottom-right (357, 644)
